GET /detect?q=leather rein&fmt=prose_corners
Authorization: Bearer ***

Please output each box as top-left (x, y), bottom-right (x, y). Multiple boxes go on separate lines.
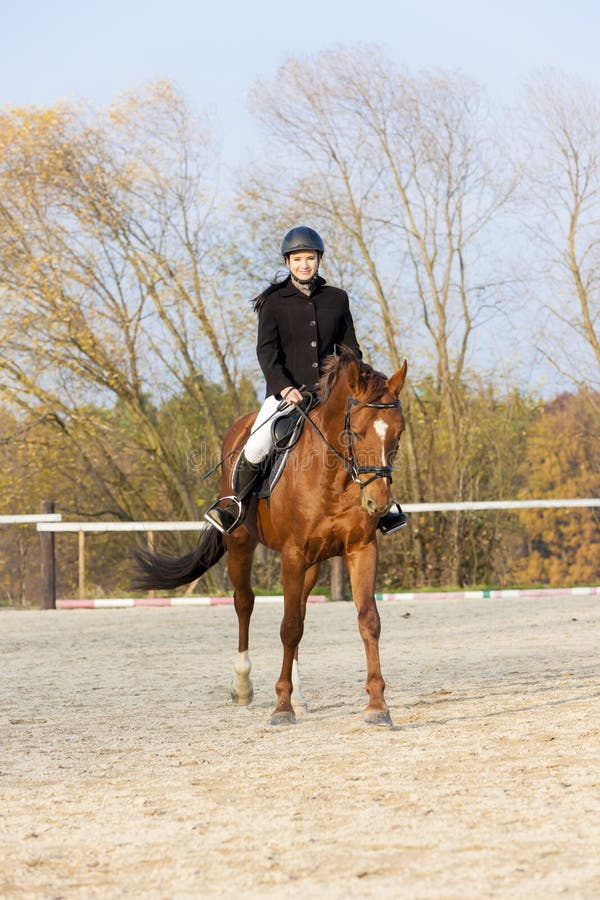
top-left (201, 390), bottom-right (401, 489)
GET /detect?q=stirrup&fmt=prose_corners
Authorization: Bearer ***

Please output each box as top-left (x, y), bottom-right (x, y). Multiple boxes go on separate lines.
top-left (203, 496), bottom-right (244, 535)
top-left (378, 504), bottom-right (408, 535)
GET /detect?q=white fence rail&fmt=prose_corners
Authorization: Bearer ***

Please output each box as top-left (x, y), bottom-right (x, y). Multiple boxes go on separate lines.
top-left (1, 514), bottom-right (62, 525)
top-left (35, 498), bottom-right (600, 536)
top-left (26, 501), bottom-right (598, 533)
top-left (403, 499), bottom-right (600, 512)
top-left (33, 498), bottom-right (600, 606)
top-left (36, 520), bottom-right (209, 532)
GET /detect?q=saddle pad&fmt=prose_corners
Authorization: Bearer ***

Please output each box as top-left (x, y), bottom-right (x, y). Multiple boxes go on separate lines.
top-left (256, 409), bottom-right (307, 499)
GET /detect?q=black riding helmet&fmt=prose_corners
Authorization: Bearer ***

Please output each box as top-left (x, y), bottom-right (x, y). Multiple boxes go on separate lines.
top-left (281, 226), bottom-right (324, 258)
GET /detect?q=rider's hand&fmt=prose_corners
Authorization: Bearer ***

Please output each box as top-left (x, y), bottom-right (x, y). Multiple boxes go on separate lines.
top-left (280, 386), bottom-right (303, 406)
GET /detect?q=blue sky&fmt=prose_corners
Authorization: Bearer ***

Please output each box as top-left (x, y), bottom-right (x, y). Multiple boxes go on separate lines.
top-left (3, 0), bottom-right (598, 393)
top-left (3, 0), bottom-right (599, 168)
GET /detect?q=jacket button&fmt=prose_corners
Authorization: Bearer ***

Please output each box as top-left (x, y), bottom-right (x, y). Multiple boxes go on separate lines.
top-left (312, 362), bottom-right (318, 368)
top-left (310, 320), bottom-right (316, 326)
top-left (310, 340), bottom-right (317, 347)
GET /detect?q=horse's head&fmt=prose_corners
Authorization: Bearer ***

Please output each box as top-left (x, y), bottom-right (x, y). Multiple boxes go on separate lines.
top-left (320, 349), bottom-right (408, 519)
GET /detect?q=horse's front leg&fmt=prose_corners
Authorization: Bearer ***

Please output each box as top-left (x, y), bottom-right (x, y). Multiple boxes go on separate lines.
top-left (227, 531), bottom-right (258, 706)
top-left (345, 540), bottom-right (392, 726)
top-left (271, 549), bottom-right (307, 726)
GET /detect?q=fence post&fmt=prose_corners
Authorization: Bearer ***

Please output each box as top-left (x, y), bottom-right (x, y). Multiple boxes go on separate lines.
top-left (78, 530), bottom-right (85, 601)
top-left (40, 500), bottom-right (56, 610)
top-left (147, 531), bottom-right (155, 598)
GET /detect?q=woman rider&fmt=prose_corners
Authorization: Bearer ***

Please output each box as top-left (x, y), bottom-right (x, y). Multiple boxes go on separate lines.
top-left (203, 226), bottom-right (407, 535)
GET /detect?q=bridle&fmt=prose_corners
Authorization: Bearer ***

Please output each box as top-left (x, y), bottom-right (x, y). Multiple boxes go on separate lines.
top-left (291, 392), bottom-right (402, 490)
top-left (343, 397), bottom-right (401, 488)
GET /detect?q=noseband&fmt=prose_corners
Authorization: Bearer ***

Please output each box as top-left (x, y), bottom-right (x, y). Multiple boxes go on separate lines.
top-left (344, 397), bottom-right (401, 489)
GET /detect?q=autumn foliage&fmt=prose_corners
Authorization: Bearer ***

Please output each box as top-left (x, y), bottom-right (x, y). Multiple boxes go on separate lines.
top-left (0, 60), bottom-right (598, 602)
top-left (513, 392), bottom-right (600, 586)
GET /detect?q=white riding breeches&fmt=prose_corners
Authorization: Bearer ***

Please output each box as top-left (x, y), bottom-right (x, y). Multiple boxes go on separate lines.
top-left (243, 395), bottom-right (291, 464)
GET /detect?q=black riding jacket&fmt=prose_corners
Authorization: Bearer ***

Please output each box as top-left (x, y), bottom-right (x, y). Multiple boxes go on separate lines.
top-left (256, 276), bottom-right (362, 397)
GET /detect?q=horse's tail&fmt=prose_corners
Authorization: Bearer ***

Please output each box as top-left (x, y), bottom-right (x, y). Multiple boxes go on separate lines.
top-left (133, 526), bottom-right (226, 591)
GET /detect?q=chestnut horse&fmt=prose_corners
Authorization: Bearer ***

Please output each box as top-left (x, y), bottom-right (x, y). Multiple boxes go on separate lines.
top-left (135, 349), bottom-right (407, 726)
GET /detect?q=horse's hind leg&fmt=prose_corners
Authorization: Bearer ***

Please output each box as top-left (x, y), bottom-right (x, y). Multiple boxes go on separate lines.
top-left (292, 562), bottom-right (320, 712)
top-left (226, 531), bottom-right (258, 706)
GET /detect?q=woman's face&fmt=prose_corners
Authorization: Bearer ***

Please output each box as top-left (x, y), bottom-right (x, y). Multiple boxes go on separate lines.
top-left (286, 251), bottom-right (320, 282)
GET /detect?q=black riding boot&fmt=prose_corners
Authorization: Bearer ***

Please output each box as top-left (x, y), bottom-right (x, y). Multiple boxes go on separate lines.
top-left (203, 453), bottom-right (263, 535)
top-left (378, 501), bottom-right (408, 535)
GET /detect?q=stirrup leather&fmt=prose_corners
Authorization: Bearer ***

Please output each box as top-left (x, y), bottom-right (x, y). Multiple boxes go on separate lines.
top-left (203, 495), bottom-right (244, 535)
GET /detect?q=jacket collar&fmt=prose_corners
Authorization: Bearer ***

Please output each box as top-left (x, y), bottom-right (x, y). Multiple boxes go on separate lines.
top-left (279, 274), bottom-right (326, 298)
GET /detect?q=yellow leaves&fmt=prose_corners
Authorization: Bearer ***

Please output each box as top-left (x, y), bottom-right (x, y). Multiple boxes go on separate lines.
top-left (514, 390), bottom-right (600, 586)
top-left (0, 104), bottom-right (74, 167)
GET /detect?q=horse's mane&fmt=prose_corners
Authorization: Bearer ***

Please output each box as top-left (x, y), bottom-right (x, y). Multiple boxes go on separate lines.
top-left (319, 346), bottom-right (389, 404)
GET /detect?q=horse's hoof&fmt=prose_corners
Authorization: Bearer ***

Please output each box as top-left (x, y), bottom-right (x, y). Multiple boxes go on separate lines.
top-left (231, 689), bottom-right (253, 706)
top-left (230, 681), bottom-right (254, 706)
top-left (364, 708), bottom-right (393, 727)
top-left (269, 710), bottom-right (296, 726)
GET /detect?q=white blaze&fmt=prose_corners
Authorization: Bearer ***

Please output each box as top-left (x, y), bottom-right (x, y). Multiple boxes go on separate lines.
top-left (374, 418), bottom-right (388, 466)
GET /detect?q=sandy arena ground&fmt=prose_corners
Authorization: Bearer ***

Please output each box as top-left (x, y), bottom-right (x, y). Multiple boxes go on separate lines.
top-left (1, 594), bottom-right (599, 899)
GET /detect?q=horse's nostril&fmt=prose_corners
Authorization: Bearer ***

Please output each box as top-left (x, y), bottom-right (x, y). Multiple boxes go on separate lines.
top-left (365, 497), bottom-right (390, 517)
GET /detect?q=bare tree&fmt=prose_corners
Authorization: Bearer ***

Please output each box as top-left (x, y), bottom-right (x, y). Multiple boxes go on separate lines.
top-left (520, 68), bottom-right (600, 391)
top-left (0, 83), bottom-right (254, 521)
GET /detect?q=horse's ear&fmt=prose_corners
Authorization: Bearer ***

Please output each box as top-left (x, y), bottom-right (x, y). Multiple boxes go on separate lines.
top-left (346, 358), bottom-right (361, 392)
top-left (387, 359), bottom-right (408, 397)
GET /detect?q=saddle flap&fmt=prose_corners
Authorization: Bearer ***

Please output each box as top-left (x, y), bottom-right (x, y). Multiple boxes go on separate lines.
top-left (255, 394), bottom-right (320, 500)
top-left (271, 408), bottom-right (302, 449)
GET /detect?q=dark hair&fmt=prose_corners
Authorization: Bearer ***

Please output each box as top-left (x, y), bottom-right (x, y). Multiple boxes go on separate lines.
top-left (252, 273), bottom-right (290, 313)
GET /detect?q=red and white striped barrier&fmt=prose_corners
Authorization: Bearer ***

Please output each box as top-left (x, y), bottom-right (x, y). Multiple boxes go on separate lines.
top-left (376, 586), bottom-right (600, 601)
top-left (54, 586), bottom-right (599, 609)
top-left (57, 594), bottom-right (327, 609)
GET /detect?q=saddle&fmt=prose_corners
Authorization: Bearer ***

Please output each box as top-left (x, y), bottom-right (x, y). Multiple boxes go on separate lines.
top-left (256, 394), bottom-right (319, 500)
